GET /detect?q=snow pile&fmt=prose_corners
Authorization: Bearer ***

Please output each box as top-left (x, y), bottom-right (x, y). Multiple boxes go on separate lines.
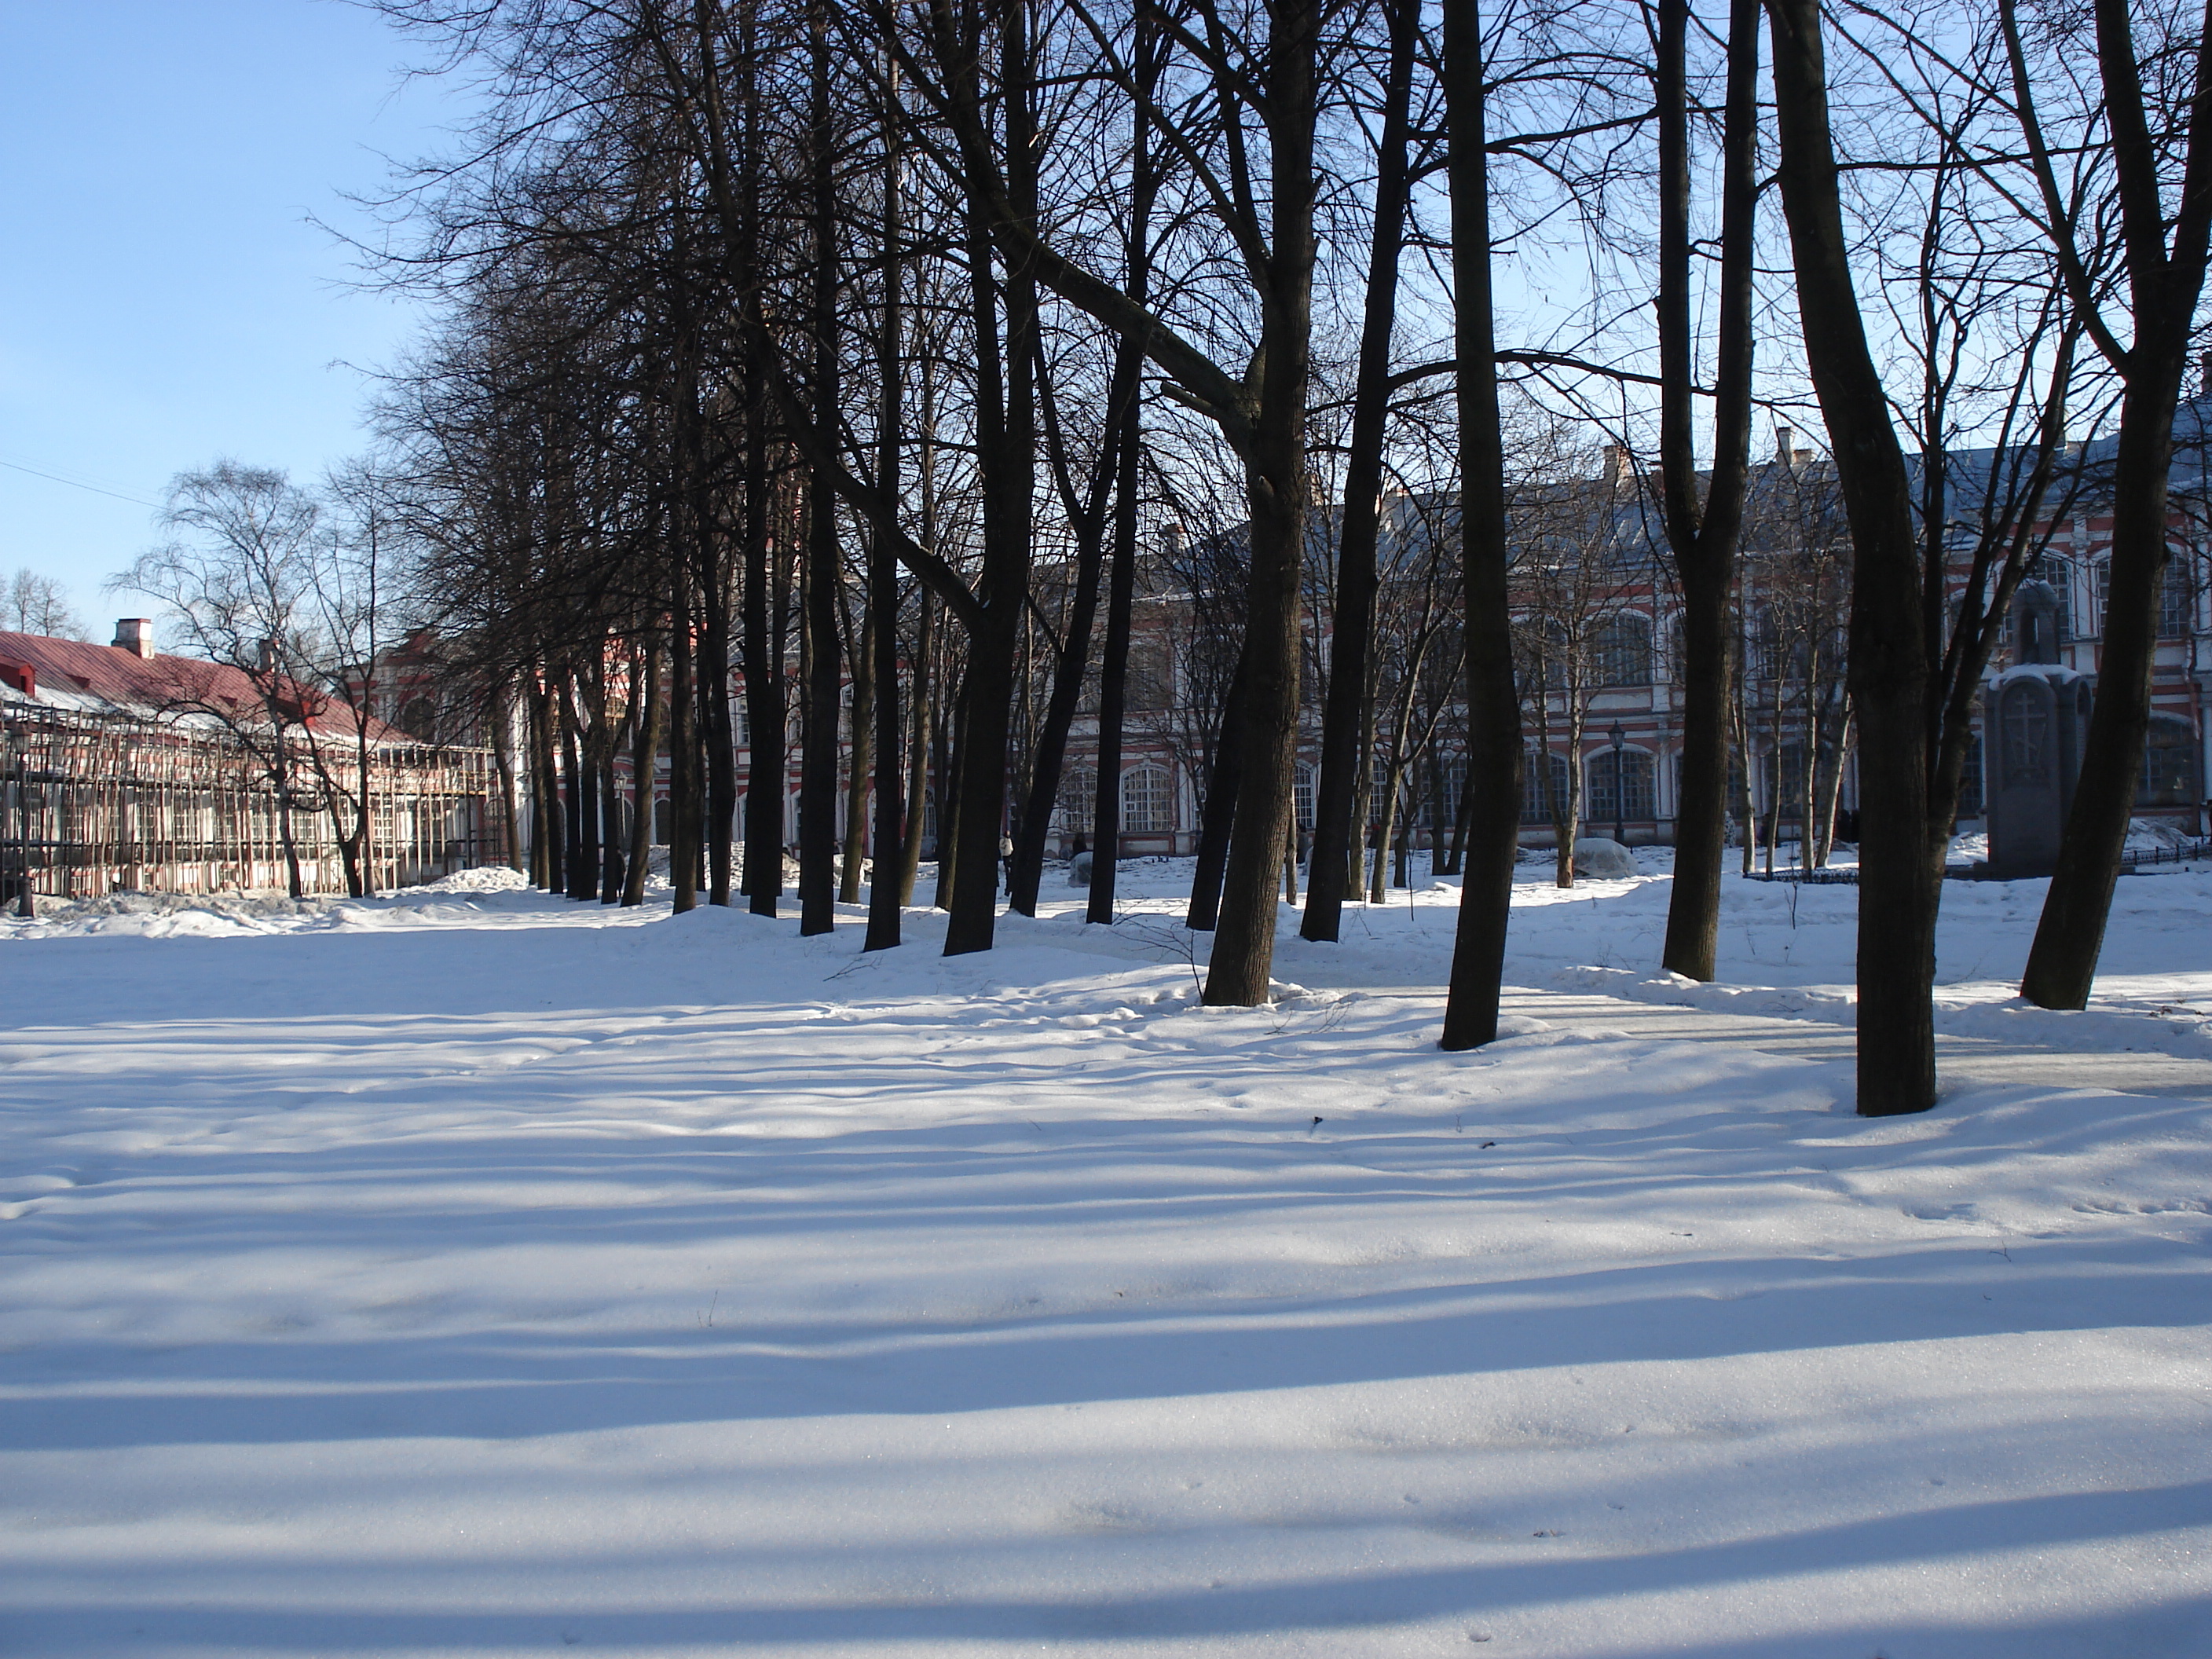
top-left (2126, 816), bottom-right (2201, 855)
top-left (0, 862), bottom-right (2207, 1656)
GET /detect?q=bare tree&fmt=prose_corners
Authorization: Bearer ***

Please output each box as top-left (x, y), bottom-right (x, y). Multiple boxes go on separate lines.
top-left (115, 463), bottom-right (335, 899)
top-left (3, 570), bottom-right (89, 640)
top-left (1999, 0), bottom-right (2212, 1009)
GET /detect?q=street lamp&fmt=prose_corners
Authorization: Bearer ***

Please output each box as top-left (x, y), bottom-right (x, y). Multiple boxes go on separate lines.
top-left (1607, 721), bottom-right (1626, 846)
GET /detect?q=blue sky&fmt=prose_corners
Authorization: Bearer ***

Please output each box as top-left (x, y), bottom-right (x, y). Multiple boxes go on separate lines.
top-left (0, 1), bottom-right (464, 632)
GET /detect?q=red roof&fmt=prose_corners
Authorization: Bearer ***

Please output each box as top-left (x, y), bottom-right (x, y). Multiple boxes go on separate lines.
top-left (0, 629), bottom-right (400, 742)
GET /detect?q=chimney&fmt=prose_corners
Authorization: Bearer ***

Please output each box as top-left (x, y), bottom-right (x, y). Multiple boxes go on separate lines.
top-left (1774, 427), bottom-right (1795, 468)
top-left (112, 618), bottom-right (156, 658)
top-left (1601, 444), bottom-right (1625, 489)
top-left (253, 639), bottom-right (276, 675)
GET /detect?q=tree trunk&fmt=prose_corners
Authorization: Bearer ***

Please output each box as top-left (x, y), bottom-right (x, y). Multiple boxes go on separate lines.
top-left (1440, 0), bottom-right (1525, 1051)
top-left (840, 590), bottom-right (874, 906)
top-left (1730, 620), bottom-right (1756, 874)
top-left (1657, 0), bottom-right (1760, 981)
top-left (599, 731), bottom-right (625, 903)
top-left (1444, 761), bottom-right (1475, 876)
top-left (739, 456), bottom-right (783, 918)
top-left (2016, 0), bottom-right (2212, 1007)
top-left (493, 680), bottom-right (522, 875)
top-left (532, 676), bottom-right (561, 890)
top-left (1370, 670), bottom-right (1421, 901)
top-left (866, 68), bottom-right (907, 951)
top-left (798, 7), bottom-right (843, 939)
top-left (562, 686), bottom-right (596, 902)
top-left (800, 475), bottom-right (842, 936)
top-left (1186, 655), bottom-right (1248, 932)
top-left (1767, 0), bottom-right (1936, 1114)
top-left (668, 579), bottom-right (700, 914)
top-left (900, 361), bottom-right (944, 908)
top-left (1813, 700), bottom-right (1851, 867)
top-left (697, 480), bottom-right (737, 906)
top-left (1303, 0), bottom-right (1415, 944)
top-left (943, 0), bottom-right (1038, 958)
top-left (936, 668), bottom-right (965, 913)
top-left (1007, 348), bottom-right (1119, 914)
top-left (1089, 372), bottom-right (1141, 927)
top-left (1199, 0), bottom-right (1319, 1007)
top-left (898, 588), bottom-right (934, 906)
top-left (737, 36), bottom-right (784, 918)
top-left (624, 636), bottom-right (665, 906)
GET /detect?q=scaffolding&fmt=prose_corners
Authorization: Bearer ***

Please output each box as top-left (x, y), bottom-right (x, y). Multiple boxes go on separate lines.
top-left (1, 701), bottom-right (505, 909)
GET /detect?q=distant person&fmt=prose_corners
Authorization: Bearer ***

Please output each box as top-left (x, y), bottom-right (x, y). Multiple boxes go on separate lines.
top-left (1069, 835), bottom-right (1093, 888)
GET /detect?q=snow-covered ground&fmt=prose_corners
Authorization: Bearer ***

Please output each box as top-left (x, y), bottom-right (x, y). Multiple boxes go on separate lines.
top-left (2, 857), bottom-right (2208, 1657)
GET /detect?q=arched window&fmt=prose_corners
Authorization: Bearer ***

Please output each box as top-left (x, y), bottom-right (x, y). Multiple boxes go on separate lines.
top-left (1294, 763), bottom-right (1316, 833)
top-left (1521, 751), bottom-right (1572, 824)
top-left (1057, 766), bottom-right (1097, 837)
top-left (400, 696), bottom-right (437, 739)
top-left (1588, 749), bottom-right (1655, 824)
top-left (1122, 765), bottom-right (1173, 833)
top-left (1593, 614), bottom-right (1654, 687)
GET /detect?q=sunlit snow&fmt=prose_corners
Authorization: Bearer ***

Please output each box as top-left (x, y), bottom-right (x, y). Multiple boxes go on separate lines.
top-left (2, 854), bottom-right (2207, 1657)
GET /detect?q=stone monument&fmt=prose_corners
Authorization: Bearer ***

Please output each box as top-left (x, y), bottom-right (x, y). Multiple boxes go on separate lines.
top-left (1983, 577), bottom-right (2093, 879)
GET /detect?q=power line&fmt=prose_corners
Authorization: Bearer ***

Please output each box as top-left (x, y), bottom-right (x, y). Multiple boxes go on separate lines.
top-left (0, 456), bottom-right (161, 510)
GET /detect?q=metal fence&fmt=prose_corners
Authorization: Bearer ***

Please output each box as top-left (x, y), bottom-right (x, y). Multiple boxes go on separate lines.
top-left (1738, 837), bottom-right (2211, 888)
top-left (2, 701), bottom-right (506, 909)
